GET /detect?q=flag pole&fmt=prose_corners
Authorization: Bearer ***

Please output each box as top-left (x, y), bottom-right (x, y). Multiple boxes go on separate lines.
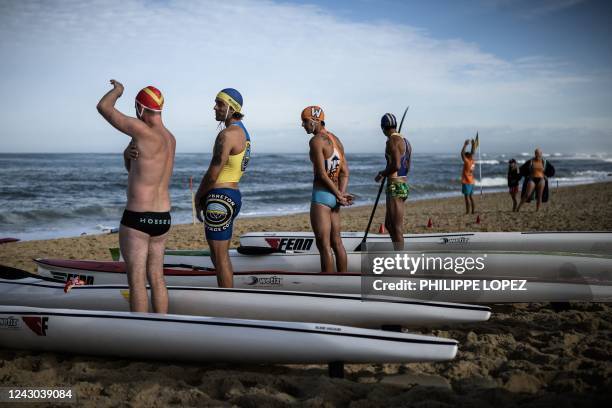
top-left (477, 132), bottom-right (483, 196)
top-left (190, 176), bottom-right (196, 225)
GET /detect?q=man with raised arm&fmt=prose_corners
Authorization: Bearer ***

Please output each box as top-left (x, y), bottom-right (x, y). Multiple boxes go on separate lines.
top-left (97, 80), bottom-right (176, 313)
top-left (460, 139), bottom-right (477, 215)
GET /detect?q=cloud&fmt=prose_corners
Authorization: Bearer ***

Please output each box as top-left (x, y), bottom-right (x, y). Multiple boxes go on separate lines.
top-left (482, 0), bottom-right (587, 19)
top-left (0, 0), bottom-right (609, 154)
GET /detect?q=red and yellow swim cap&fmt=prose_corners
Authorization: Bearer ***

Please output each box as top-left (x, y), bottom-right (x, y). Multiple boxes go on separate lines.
top-left (301, 106), bottom-right (324, 122)
top-left (135, 86), bottom-right (164, 112)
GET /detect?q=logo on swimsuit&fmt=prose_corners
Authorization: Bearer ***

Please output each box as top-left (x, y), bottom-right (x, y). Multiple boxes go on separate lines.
top-left (205, 194), bottom-right (235, 231)
top-left (245, 276), bottom-right (282, 286)
top-left (138, 217), bottom-right (170, 225)
top-left (241, 141), bottom-right (251, 172)
top-left (22, 316), bottom-right (49, 336)
top-left (265, 238), bottom-right (314, 251)
top-left (327, 154), bottom-right (340, 181)
top-left (0, 316), bottom-right (20, 330)
top-left (439, 237), bottom-right (470, 245)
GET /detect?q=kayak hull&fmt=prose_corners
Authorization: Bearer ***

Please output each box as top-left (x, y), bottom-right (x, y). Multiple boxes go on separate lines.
top-left (240, 231), bottom-right (612, 254)
top-left (34, 258), bottom-right (612, 302)
top-left (0, 306), bottom-right (458, 364)
top-left (0, 271), bottom-right (491, 327)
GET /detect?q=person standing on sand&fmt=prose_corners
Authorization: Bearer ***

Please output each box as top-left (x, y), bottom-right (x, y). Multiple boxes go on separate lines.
top-left (302, 106), bottom-right (353, 273)
top-left (375, 113), bottom-right (412, 250)
top-left (97, 80), bottom-right (176, 313)
top-left (195, 89), bottom-right (251, 288)
top-left (460, 139), bottom-right (477, 214)
top-left (517, 148), bottom-right (555, 212)
top-left (507, 159), bottom-right (522, 212)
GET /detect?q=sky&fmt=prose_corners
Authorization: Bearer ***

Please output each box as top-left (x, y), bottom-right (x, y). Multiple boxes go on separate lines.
top-left (0, 0), bottom-right (611, 154)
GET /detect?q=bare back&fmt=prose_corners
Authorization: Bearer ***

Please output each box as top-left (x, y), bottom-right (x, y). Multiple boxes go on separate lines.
top-left (311, 131), bottom-right (345, 191)
top-left (127, 125), bottom-right (176, 212)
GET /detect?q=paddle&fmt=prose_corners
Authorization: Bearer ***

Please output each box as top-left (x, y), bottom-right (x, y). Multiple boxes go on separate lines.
top-left (355, 106), bottom-right (410, 252)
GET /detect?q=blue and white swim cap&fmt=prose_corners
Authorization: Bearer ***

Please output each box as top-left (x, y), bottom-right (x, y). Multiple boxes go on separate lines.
top-left (381, 113), bottom-right (397, 128)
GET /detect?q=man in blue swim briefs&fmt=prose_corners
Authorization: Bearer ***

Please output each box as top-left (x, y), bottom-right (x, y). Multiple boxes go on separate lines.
top-left (97, 80), bottom-right (176, 313)
top-left (302, 106), bottom-right (353, 273)
top-left (195, 88), bottom-right (251, 288)
top-left (461, 139), bottom-right (477, 214)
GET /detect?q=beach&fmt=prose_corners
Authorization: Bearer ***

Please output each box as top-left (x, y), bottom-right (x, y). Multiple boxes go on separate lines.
top-left (1, 182), bottom-right (611, 406)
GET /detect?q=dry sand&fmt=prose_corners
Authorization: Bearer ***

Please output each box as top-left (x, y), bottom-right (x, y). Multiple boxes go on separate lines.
top-left (1, 182), bottom-right (611, 406)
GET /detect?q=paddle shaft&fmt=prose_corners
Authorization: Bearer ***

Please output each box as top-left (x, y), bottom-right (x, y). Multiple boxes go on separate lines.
top-left (359, 178), bottom-right (386, 248)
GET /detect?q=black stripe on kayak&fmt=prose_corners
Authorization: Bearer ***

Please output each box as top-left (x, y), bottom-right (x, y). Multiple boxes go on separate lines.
top-left (521, 231), bottom-right (612, 234)
top-left (0, 309), bottom-right (458, 346)
top-left (0, 279), bottom-right (491, 312)
top-left (243, 233), bottom-right (476, 240)
top-left (0, 265), bottom-right (64, 282)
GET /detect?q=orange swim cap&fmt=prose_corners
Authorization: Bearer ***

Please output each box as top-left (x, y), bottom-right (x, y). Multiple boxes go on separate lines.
top-left (135, 86), bottom-right (164, 112)
top-left (301, 106), bottom-right (325, 122)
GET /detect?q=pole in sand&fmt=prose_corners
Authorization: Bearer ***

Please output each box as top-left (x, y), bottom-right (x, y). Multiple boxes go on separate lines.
top-left (190, 176), bottom-right (196, 225)
top-left (476, 132), bottom-right (483, 196)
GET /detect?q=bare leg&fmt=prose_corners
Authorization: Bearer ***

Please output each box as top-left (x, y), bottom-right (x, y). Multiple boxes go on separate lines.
top-left (510, 191), bottom-right (518, 212)
top-left (464, 195), bottom-right (470, 214)
top-left (535, 179), bottom-right (545, 211)
top-left (384, 196), bottom-right (394, 245)
top-left (146, 232), bottom-right (169, 313)
top-left (330, 207), bottom-right (347, 272)
top-left (120, 225), bottom-right (150, 313)
top-left (517, 181), bottom-right (535, 212)
top-left (386, 196), bottom-right (405, 250)
top-left (469, 195), bottom-right (475, 214)
top-left (208, 238), bottom-right (233, 288)
top-left (311, 203), bottom-right (334, 273)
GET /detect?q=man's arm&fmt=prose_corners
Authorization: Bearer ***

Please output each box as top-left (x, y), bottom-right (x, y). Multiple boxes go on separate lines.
top-left (122, 140), bottom-right (139, 172)
top-left (338, 159), bottom-right (349, 193)
top-left (194, 131), bottom-right (232, 221)
top-left (460, 139), bottom-right (469, 160)
top-left (375, 139), bottom-right (400, 182)
top-left (380, 139), bottom-right (402, 177)
top-left (97, 79), bottom-right (148, 137)
top-left (334, 139), bottom-right (349, 193)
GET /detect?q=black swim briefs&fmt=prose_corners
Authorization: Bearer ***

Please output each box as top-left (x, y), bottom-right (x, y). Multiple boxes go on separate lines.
top-left (120, 210), bottom-right (171, 237)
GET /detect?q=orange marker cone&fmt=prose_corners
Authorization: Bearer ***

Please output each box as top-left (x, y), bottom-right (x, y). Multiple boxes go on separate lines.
top-left (427, 218), bottom-right (433, 228)
top-left (378, 224), bottom-right (386, 234)
top-left (476, 215), bottom-right (481, 224)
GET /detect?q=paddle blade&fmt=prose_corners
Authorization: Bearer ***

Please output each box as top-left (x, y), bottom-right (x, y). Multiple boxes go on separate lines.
top-left (398, 106), bottom-right (410, 132)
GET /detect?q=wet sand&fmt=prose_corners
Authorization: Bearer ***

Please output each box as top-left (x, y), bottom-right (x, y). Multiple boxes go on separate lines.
top-left (1, 182), bottom-right (611, 406)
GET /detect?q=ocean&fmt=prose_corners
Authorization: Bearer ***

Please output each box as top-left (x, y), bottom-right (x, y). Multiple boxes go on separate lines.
top-left (1, 152), bottom-right (611, 240)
